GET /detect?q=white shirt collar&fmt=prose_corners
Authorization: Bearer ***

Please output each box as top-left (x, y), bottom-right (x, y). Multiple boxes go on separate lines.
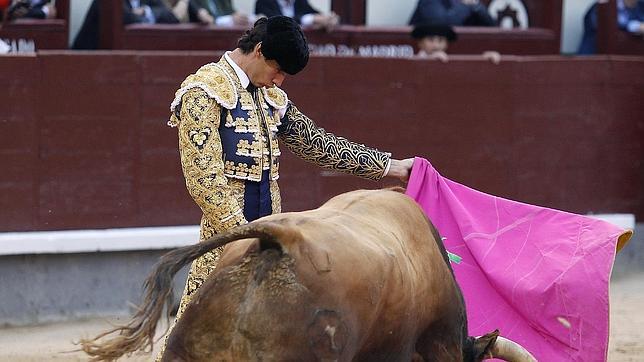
top-left (224, 51), bottom-right (250, 89)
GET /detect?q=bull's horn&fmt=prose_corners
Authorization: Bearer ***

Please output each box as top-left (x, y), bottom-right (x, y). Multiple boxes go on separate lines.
top-left (488, 336), bottom-right (537, 361)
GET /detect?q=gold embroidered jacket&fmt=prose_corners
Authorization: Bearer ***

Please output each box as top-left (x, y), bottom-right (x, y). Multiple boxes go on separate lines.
top-left (169, 56), bottom-right (391, 239)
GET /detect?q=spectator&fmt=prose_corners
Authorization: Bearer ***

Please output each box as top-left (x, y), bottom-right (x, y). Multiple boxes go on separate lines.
top-left (412, 23), bottom-right (456, 62)
top-left (190, 0), bottom-right (256, 26)
top-left (123, 0), bottom-right (179, 24)
top-left (72, 0), bottom-right (179, 50)
top-left (255, 0), bottom-right (339, 31)
top-left (617, 0), bottom-right (644, 35)
top-left (578, 2), bottom-right (598, 55)
top-left (411, 23), bottom-right (501, 63)
top-left (409, 0), bottom-right (496, 27)
top-left (5, 0), bottom-right (56, 21)
top-left (162, 0), bottom-right (191, 23)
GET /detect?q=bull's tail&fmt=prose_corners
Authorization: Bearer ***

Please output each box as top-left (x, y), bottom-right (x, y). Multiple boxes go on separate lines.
top-left (77, 222), bottom-right (283, 361)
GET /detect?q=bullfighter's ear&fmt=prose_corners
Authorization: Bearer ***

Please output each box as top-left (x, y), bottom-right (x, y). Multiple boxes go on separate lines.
top-left (472, 329), bottom-right (500, 360)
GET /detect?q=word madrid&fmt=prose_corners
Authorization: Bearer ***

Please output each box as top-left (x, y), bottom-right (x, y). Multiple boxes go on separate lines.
top-left (309, 43), bottom-right (414, 58)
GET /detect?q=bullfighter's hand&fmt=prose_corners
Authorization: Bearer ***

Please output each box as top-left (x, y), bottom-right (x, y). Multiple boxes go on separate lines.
top-left (387, 158), bottom-right (414, 183)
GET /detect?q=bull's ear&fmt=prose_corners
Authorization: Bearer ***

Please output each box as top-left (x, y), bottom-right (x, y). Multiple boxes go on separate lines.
top-left (472, 329), bottom-right (500, 360)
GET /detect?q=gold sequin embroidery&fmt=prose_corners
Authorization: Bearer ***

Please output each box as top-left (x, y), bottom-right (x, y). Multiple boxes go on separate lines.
top-left (270, 180), bottom-right (281, 213)
top-left (239, 92), bottom-right (254, 110)
top-left (263, 86), bottom-right (288, 110)
top-left (277, 104), bottom-right (390, 181)
top-left (178, 88), bottom-right (247, 230)
top-left (236, 139), bottom-right (263, 157)
top-left (224, 161), bottom-right (263, 180)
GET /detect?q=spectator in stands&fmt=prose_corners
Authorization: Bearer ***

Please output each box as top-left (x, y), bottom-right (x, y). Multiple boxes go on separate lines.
top-left (578, 2), bottom-right (598, 55)
top-left (409, 0), bottom-right (496, 27)
top-left (158, 0), bottom-right (253, 25)
top-left (412, 23), bottom-right (456, 62)
top-left (162, 0), bottom-right (191, 23)
top-left (123, 0), bottom-right (179, 24)
top-left (5, 0), bottom-right (56, 21)
top-left (190, 0), bottom-right (256, 26)
top-left (72, 0), bottom-right (179, 50)
top-left (255, 0), bottom-right (339, 31)
top-left (411, 23), bottom-right (501, 63)
top-left (618, 0), bottom-right (644, 35)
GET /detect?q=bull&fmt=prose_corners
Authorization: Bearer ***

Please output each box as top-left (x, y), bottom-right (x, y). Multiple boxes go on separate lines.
top-left (80, 188), bottom-right (536, 361)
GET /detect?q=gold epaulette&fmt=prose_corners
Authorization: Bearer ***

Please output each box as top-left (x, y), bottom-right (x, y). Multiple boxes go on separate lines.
top-left (168, 63), bottom-right (238, 127)
top-left (262, 85), bottom-right (289, 110)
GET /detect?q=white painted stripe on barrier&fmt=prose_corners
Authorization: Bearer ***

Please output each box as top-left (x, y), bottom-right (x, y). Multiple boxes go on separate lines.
top-left (0, 225), bottom-right (201, 255)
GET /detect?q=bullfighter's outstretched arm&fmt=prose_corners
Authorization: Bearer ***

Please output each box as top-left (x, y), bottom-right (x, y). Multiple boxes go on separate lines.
top-left (177, 88), bottom-right (247, 232)
top-left (277, 103), bottom-right (391, 181)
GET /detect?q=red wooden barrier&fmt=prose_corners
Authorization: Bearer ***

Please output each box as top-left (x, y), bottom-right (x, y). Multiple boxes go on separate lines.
top-left (0, 52), bottom-right (642, 232)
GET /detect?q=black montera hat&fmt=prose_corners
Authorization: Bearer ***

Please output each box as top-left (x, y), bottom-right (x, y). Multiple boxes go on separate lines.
top-left (261, 16), bottom-right (309, 75)
top-left (411, 24), bottom-right (458, 42)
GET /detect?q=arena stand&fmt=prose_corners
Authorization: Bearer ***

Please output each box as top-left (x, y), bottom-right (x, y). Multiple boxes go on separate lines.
top-left (97, 0), bottom-right (562, 55)
top-left (0, 0), bottom-right (69, 50)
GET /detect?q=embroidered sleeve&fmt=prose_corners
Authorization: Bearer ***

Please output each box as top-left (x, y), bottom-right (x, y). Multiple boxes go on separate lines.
top-left (178, 88), bottom-right (247, 231)
top-left (277, 103), bottom-right (390, 181)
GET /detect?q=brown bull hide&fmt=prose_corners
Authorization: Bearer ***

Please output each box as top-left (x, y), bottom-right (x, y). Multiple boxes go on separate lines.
top-left (80, 189), bottom-right (534, 362)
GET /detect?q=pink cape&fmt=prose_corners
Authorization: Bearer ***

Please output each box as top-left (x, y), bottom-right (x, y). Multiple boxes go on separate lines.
top-left (405, 157), bottom-right (632, 361)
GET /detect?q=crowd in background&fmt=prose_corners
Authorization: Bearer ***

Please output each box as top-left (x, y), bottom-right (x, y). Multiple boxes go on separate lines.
top-left (3, 1), bottom-right (501, 32)
top-left (68, 0), bottom-right (341, 49)
top-left (1, 0), bottom-right (642, 55)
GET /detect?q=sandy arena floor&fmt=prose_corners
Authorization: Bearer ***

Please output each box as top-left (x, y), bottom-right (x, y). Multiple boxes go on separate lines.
top-left (0, 272), bottom-right (642, 361)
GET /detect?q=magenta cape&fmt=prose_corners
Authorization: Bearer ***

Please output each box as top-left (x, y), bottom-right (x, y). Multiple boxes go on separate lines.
top-left (405, 157), bottom-right (632, 361)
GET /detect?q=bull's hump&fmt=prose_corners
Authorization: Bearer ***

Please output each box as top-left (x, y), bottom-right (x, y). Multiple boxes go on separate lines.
top-left (322, 189), bottom-right (415, 214)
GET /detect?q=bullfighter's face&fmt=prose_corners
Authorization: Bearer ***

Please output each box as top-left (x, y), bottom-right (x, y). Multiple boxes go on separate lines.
top-left (247, 43), bottom-right (286, 88)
